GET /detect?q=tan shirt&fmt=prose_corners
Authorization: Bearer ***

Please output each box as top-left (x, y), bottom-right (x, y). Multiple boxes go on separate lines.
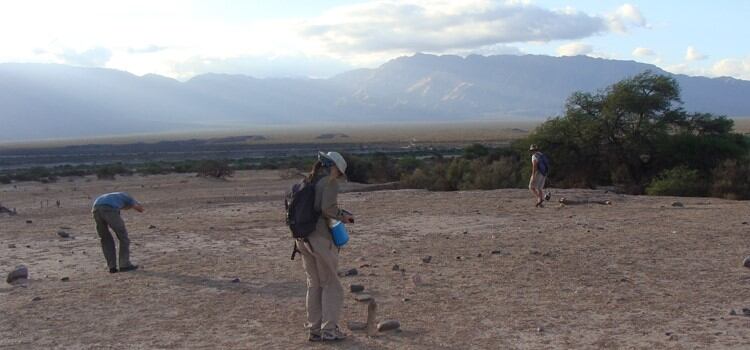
top-left (312, 174), bottom-right (344, 239)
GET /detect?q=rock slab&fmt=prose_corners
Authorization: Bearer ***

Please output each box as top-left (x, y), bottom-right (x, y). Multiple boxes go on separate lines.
top-left (354, 294), bottom-right (373, 302)
top-left (377, 320), bottom-right (401, 332)
top-left (7, 265), bottom-right (28, 284)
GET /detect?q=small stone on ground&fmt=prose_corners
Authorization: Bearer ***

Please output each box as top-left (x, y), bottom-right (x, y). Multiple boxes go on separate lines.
top-left (377, 320), bottom-right (400, 332)
top-left (7, 265), bottom-right (29, 284)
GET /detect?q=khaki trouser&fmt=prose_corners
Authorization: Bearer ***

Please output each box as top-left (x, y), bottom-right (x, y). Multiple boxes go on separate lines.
top-left (296, 226), bottom-right (343, 333)
top-left (92, 206), bottom-right (132, 269)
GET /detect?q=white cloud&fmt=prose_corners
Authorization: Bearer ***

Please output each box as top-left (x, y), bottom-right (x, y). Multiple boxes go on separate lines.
top-left (557, 42), bottom-right (592, 56)
top-left (607, 3), bottom-right (648, 33)
top-left (0, 0), bottom-right (655, 78)
top-left (632, 47), bottom-right (655, 58)
top-left (302, 0), bottom-right (607, 56)
top-left (59, 47), bottom-right (112, 67)
top-left (711, 57), bottom-right (750, 80)
top-left (685, 46), bottom-right (707, 61)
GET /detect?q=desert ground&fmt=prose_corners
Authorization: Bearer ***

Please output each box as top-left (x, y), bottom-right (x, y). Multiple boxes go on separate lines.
top-left (1, 170), bottom-right (749, 349)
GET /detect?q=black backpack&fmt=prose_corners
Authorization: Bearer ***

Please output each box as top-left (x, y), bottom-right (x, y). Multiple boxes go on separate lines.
top-left (536, 152), bottom-right (550, 177)
top-left (285, 177), bottom-right (321, 259)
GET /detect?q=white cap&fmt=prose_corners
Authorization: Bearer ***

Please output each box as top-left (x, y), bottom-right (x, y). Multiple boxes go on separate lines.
top-left (318, 151), bottom-right (347, 174)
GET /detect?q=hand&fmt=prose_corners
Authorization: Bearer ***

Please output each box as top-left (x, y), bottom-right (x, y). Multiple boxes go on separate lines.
top-left (132, 204), bottom-right (145, 213)
top-left (342, 214), bottom-right (355, 224)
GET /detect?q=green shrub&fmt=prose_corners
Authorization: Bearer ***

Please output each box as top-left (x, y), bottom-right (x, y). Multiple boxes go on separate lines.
top-left (96, 163), bottom-right (132, 180)
top-left (196, 160), bottom-right (233, 178)
top-left (463, 143), bottom-right (489, 160)
top-left (710, 159), bottom-right (750, 199)
top-left (645, 166), bottom-right (708, 197)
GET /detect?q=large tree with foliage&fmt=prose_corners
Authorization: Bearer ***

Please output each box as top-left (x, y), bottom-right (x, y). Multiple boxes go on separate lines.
top-left (524, 70), bottom-right (748, 194)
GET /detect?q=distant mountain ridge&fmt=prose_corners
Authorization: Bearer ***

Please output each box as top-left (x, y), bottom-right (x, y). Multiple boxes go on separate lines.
top-left (2, 54), bottom-right (749, 141)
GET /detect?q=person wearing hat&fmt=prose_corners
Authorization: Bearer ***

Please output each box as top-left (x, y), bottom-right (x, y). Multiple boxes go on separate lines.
top-left (91, 192), bottom-right (144, 273)
top-left (528, 144), bottom-right (549, 207)
top-left (297, 151), bottom-right (354, 341)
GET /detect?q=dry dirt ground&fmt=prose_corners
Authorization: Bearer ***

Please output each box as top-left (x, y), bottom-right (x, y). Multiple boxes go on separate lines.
top-left (1, 170), bottom-right (749, 349)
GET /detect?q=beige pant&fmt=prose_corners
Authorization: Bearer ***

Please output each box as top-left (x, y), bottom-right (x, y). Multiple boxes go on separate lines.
top-left (529, 174), bottom-right (546, 190)
top-left (297, 226), bottom-right (343, 332)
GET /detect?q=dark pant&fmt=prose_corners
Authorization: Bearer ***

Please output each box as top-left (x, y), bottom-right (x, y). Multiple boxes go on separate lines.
top-left (92, 206), bottom-right (132, 269)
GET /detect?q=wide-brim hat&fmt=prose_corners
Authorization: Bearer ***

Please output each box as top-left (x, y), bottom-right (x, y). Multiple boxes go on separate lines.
top-left (318, 151), bottom-right (347, 174)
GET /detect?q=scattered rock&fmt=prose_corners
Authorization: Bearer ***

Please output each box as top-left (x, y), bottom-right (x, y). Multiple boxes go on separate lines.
top-left (455, 256), bottom-right (463, 260)
top-left (350, 284), bottom-right (365, 293)
top-left (354, 294), bottom-right (373, 302)
top-left (359, 263), bottom-right (371, 268)
top-left (463, 231), bottom-right (468, 235)
top-left (6, 265), bottom-right (28, 284)
top-left (339, 268), bottom-right (358, 277)
top-left (668, 334), bottom-right (678, 341)
top-left (231, 278), bottom-right (240, 283)
top-left (25, 220), bottom-right (32, 224)
top-left (743, 256), bottom-right (750, 268)
top-left (392, 264), bottom-right (400, 271)
top-left (148, 225), bottom-right (157, 229)
top-left (730, 309), bottom-right (737, 316)
top-left (391, 249), bottom-right (397, 254)
top-left (32, 296), bottom-right (42, 302)
top-left (411, 274), bottom-right (423, 286)
top-left (491, 250), bottom-right (502, 255)
top-left (402, 298), bottom-right (410, 302)
top-left (743, 308), bottom-right (750, 316)
top-left (671, 202), bottom-right (684, 207)
top-left (537, 327), bottom-right (544, 333)
top-left (347, 321), bottom-right (367, 331)
top-left (60, 277), bottom-right (69, 282)
top-left (8, 244), bottom-right (16, 249)
top-left (377, 320), bottom-right (401, 332)
top-left (477, 253), bottom-right (483, 257)
top-left (743, 222), bottom-right (748, 225)
top-left (57, 230), bottom-right (71, 238)
top-left (421, 256), bottom-right (432, 263)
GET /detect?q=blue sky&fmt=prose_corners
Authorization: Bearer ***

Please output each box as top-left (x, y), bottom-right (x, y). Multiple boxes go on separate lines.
top-left (0, 0), bottom-right (747, 80)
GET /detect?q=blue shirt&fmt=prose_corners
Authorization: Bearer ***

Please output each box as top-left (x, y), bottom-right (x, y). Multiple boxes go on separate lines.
top-left (93, 192), bottom-right (138, 210)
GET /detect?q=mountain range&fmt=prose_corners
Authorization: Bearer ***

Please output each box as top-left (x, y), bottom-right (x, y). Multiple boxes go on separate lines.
top-left (2, 53), bottom-right (749, 141)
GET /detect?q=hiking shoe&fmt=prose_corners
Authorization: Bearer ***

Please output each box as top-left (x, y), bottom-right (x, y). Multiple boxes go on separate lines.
top-left (308, 332), bottom-right (322, 342)
top-left (119, 265), bottom-right (138, 272)
top-left (321, 327), bottom-right (347, 341)
top-left (109, 268), bottom-right (118, 273)
top-left (544, 192), bottom-right (551, 201)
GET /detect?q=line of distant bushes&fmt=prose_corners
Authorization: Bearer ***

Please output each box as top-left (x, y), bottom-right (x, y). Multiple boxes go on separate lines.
top-left (2, 71), bottom-right (748, 199)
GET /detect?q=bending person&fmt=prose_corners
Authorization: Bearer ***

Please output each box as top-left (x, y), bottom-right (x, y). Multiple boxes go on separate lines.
top-left (92, 192), bottom-right (144, 273)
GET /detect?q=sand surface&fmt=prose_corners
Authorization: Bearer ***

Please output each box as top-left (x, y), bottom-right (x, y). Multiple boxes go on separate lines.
top-left (1, 170), bottom-right (750, 349)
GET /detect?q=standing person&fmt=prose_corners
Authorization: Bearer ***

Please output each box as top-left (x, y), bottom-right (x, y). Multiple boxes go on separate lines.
top-left (92, 192), bottom-right (144, 273)
top-left (528, 144), bottom-right (549, 207)
top-left (297, 152), bottom-right (355, 342)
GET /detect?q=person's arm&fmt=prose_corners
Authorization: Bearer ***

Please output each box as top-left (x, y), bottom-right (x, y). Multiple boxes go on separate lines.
top-left (531, 156), bottom-right (538, 177)
top-left (320, 180), bottom-right (354, 223)
top-left (131, 203), bottom-right (145, 212)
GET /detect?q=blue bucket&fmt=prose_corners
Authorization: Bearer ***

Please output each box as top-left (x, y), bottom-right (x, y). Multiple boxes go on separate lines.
top-left (330, 220), bottom-right (350, 247)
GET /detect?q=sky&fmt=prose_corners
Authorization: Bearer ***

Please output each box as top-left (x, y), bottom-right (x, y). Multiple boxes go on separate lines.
top-left (0, 0), bottom-right (747, 80)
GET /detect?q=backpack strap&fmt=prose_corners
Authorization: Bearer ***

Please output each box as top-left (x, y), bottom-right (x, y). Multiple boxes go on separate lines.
top-left (291, 238), bottom-right (314, 260)
top-left (291, 242), bottom-right (300, 260)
